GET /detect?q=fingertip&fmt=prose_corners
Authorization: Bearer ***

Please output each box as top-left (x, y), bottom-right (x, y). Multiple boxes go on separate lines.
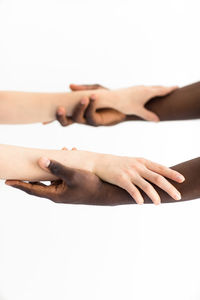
top-left (80, 96), bottom-right (89, 105)
top-left (5, 180), bottom-right (14, 186)
top-left (143, 110), bottom-right (160, 122)
top-left (152, 115), bottom-right (160, 123)
top-left (69, 83), bottom-right (76, 89)
top-left (90, 94), bottom-right (97, 101)
top-left (173, 172), bottom-right (185, 183)
top-left (177, 175), bottom-right (185, 183)
top-left (38, 157), bottom-right (50, 169)
top-left (171, 85), bottom-right (179, 90)
top-left (5, 180), bottom-right (20, 186)
top-left (57, 106), bottom-right (66, 116)
top-left (136, 197), bottom-right (144, 205)
top-left (174, 192), bottom-right (182, 201)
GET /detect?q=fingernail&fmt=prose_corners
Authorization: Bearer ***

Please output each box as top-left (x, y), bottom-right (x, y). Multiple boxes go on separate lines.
top-left (177, 175), bottom-right (185, 182)
top-left (40, 157), bottom-right (50, 168)
top-left (155, 201), bottom-right (160, 206)
top-left (138, 200), bottom-right (144, 205)
top-left (5, 181), bottom-right (11, 186)
top-left (90, 94), bottom-right (96, 100)
top-left (57, 110), bottom-right (64, 116)
top-left (57, 107), bottom-right (65, 115)
top-left (81, 97), bottom-right (87, 105)
top-left (174, 192), bottom-right (181, 200)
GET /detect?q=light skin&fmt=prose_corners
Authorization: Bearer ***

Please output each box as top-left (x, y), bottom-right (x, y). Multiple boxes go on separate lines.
top-left (0, 144), bottom-right (184, 205)
top-left (0, 85), bottom-right (177, 124)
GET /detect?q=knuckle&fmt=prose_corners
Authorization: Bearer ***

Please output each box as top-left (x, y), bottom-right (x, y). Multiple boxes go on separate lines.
top-left (130, 189), bottom-right (138, 198)
top-left (50, 163), bottom-right (60, 175)
top-left (61, 122), bottom-right (68, 127)
top-left (115, 173), bottom-right (127, 184)
top-left (88, 118), bottom-right (98, 127)
top-left (154, 175), bottom-right (163, 185)
top-left (57, 118), bottom-right (68, 126)
top-left (137, 157), bottom-right (146, 164)
top-left (72, 115), bottom-right (81, 123)
top-left (123, 168), bottom-right (132, 177)
top-left (26, 188), bottom-right (35, 196)
top-left (145, 185), bottom-right (152, 194)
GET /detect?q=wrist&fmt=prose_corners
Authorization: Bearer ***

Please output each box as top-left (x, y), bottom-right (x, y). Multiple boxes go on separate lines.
top-left (92, 153), bottom-right (111, 176)
top-left (62, 149), bottom-right (99, 173)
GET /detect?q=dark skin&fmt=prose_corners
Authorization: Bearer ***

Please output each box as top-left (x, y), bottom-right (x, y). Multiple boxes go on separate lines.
top-left (56, 82), bottom-right (200, 126)
top-left (5, 157), bottom-right (200, 206)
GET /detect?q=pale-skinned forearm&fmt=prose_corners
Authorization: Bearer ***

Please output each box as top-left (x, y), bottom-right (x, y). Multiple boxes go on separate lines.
top-left (0, 90), bottom-right (108, 124)
top-left (0, 145), bottom-right (94, 180)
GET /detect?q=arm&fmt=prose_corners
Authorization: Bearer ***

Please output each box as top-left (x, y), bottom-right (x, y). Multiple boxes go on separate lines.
top-left (0, 144), bottom-right (183, 204)
top-left (0, 91), bottom-right (94, 124)
top-left (6, 157), bottom-right (200, 205)
top-left (138, 81), bottom-right (200, 121)
top-left (0, 85), bottom-right (177, 124)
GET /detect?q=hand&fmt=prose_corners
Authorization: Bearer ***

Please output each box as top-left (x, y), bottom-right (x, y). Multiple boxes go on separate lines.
top-left (56, 84), bottom-right (178, 127)
top-left (71, 84), bottom-right (178, 121)
top-left (96, 85), bottom-right (178, 120)
top-left (43, 83), bottom-right (110, 126)
top-left (92, 154), bottom-right (185, 205)
top-left (56, 84), bottom-right (126, 126)
top-left (5, 159), bottom-right (107, 205)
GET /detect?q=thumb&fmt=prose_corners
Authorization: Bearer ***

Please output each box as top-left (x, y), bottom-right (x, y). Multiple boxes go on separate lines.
top-left (38, 157), bottom-right (75, 185)
top-left (139, 108), bottom-right (160, 122)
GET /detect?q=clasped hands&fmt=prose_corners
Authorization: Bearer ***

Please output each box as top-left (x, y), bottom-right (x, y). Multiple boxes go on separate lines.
top-left (54, 83), bottom-right (178, 126)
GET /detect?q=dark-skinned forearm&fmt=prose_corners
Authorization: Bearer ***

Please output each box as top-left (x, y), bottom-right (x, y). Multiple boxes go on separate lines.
top-left (127, 82), bottom-right (200, 121)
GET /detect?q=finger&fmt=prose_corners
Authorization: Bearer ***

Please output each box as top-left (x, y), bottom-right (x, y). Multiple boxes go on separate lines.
top-left (56, 107), bottom-right (73, 126)
top-left (5, 180), bottom-right (54, 199)
top-left (72, 96), bottom-right (89, 123)
top-left (69, 84), bottom-right (105, 91)
top-left (62, 147), bottom-right (68, 150)
top-left (71, 147), bottom-right (77, 150)
top-left (43, 120), bottom-right (54, 125)
top-left (142, 169), bottom-right (181, 201)
top-left (120, 180), bottom-right (144, 204)
top-left (85, 96), bottom-right (99, 126)
top-left (134, 176), bottom-right (161, 205)
top-left (38, 158), bottom-right (75, 185)
top-left (145, 160), bottom-right (185, 183)
top-left (139, 108), bottom-right (160, 122)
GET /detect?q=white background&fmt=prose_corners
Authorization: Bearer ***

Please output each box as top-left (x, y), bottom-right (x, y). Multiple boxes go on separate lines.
top-left (0, 0), bottom-right (200, 299)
